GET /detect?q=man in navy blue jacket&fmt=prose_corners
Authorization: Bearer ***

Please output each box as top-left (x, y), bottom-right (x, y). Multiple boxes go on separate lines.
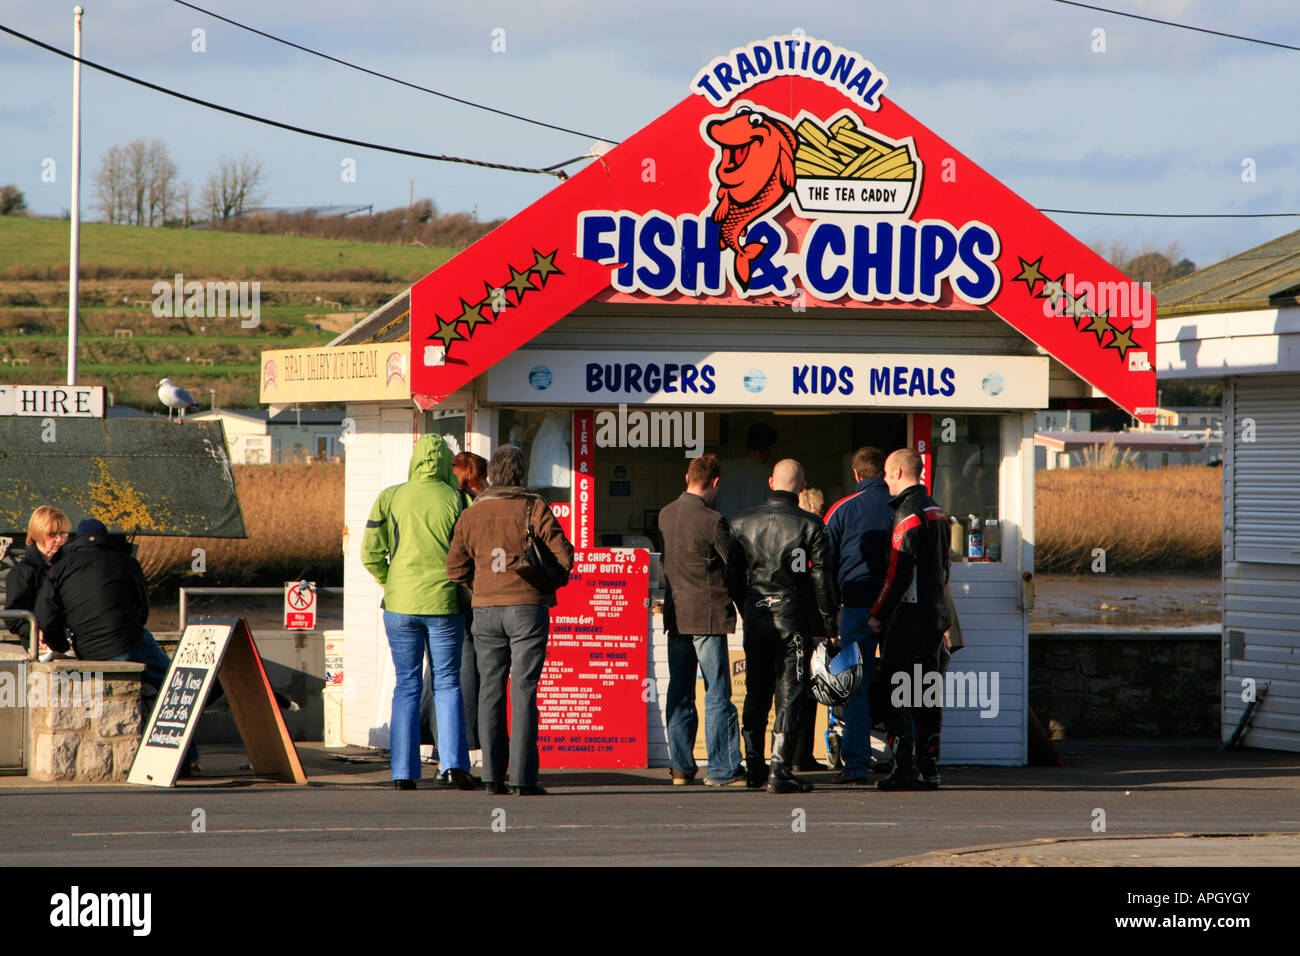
top-left (824, 446), bottom-right (894, 784)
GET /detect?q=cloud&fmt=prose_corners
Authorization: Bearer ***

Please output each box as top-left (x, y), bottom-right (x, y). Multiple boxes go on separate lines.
top-left (1, 0), bottom-right (1296, 268)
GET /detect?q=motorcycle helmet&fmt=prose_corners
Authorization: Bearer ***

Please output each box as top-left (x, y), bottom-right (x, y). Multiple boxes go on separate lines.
top-left (810, 639), bottom-right (863, 706)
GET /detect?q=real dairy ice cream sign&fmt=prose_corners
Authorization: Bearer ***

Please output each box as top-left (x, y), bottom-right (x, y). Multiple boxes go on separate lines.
top-left (577, 37), bottom-right (999, 304)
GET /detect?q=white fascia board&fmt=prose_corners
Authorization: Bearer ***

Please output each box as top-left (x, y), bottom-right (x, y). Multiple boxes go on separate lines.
top-left (1156, 308), bottom-right (1300, 379)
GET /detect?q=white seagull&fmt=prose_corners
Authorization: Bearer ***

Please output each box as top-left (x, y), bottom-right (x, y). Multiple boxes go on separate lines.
top-left (158, 378), bottom-right (200, 423)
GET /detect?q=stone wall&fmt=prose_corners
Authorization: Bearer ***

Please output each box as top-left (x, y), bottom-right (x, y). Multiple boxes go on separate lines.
top-left (28, 661), bottom-right (146, 782)
top-left (1029, 632), bottom-right (1219, 738)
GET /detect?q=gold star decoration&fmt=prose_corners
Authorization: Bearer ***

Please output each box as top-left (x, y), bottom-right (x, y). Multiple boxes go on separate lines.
top-left (426, 249), bottom-right (565, 358)
top-left (531, 249), bottom-right (563, 286)
top-left (1053, 289), bottom-right (1077, 320)
top-left (1104, 323), bottom-right (1137, 359)
top-left (455, 297), bottom-right (492, 333)
top-left (1012, 256), bottom-right (1046, 295)
top-left (1068, 293), bottom-right (1093, 325)
top-left (1018, 254), bottom-right (1140, 364)
top-left (481, 280), bottom-right (507, 318)
top-left (506, 263), bottom-right (536, 301)
top-left (1082, 311), bottom-right (1113, 344)
top-left (430, 316), bottom-right (466, 348)
top-left (1041, 276), bottom-right (1066, 307)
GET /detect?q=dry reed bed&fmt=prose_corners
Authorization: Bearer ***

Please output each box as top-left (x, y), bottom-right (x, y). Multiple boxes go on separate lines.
top-left (136, 464), bottom-right (344, 591)
top-left (1034, 466), bottom-right (1220, 572)
top-left (133, 463), bottom-right (1221, 592)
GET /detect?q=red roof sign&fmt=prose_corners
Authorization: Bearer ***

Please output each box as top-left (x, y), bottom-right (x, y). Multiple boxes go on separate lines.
top-left (411, 35), bottom-right (1157, 421)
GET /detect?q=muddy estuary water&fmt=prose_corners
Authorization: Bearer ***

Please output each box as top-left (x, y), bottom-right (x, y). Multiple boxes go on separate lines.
top-left (147, 573), bottom-right (1223, 636)
top-left (1030, 571), bottom-right (1221, 632)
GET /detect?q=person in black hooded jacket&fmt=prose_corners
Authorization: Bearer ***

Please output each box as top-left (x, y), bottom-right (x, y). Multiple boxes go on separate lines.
top-left (36, 518), bottom-right (202, 775)
top-left (4, 506), bottom-right (72, 647)
top-left (35, 519), bottom-right (150, 661)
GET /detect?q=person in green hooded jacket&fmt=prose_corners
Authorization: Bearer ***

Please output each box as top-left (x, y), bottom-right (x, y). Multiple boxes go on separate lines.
top-left (362, 433), bottom-right (478, 791)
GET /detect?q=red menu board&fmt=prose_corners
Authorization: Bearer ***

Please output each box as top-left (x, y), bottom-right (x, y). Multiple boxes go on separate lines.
top-left (538, 548), bottom-right (649, 768)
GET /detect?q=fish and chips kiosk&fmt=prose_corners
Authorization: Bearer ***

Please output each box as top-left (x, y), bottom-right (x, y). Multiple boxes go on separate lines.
top-left (262, 35), bottom-right (1156, 766)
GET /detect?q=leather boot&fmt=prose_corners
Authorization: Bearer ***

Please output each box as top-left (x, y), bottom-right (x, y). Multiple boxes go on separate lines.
top-left (767, 732), bottom-right (812, 792)
top-left (767, 768), bottom-right (814, 793)
top-left (916, 734), bottom-right (941, 789)
top-left (877, 732), bottom-right (922, 791)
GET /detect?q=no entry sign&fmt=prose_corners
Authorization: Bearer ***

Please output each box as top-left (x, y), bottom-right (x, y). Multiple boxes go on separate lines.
top-left (284, 581), bottom-right (316, 630)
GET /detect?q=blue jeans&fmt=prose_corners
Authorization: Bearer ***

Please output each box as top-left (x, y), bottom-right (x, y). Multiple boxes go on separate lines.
top-left (839, 607), bottom-right (879, 777)
top-left (665, 634), bottom-right (743, 780)
top-left (112, 630), bottom-right (199, 766)
top-left (384, 611), bottom-right (468, 781)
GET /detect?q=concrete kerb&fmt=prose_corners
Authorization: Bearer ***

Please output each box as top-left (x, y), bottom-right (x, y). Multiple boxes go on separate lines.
top-left (871, 832), bottom-right (1300, 867)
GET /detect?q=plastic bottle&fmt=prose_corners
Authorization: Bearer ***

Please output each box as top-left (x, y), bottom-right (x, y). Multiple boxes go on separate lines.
top-left (967, 515), bottom-right (983, 560)
top-left (985, 518), bottom-right (1001, 562)
top-left (949, 516), bottom-right (965, 561)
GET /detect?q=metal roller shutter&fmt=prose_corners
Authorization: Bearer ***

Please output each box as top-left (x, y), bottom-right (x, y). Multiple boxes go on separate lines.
top-left (1231, 374), bottom-right (1300, 564)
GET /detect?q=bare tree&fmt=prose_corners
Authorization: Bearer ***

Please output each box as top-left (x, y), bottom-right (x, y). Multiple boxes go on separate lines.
top-left (175, 180), bottom-right (193, 228)
top-left (1087, 238), bottom-right (1195, 289)
top-left (145, 141), bottom-right (179, 226)
top-left (92, 144), bottom-right (128, 224)
top-left (201, 154), bottom-right (265, 222)
top-left (124, 139), bottom-right (152, 226)
top-left (92, 139), bottom-right (181, 225)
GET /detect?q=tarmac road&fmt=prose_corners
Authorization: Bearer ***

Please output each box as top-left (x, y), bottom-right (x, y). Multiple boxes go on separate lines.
top-left (2, 740), bottom-right (1297, 866)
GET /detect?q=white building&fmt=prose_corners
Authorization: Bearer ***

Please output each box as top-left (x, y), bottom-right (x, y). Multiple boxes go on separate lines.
top-left (1034, 429), bottom-right (1206, 470)
top-left (1157, 227), bottom-right (1300, 753)
top-left (263, 36), bottom-right (1163, 767)
top-left (188, 407), bottom-right (346, 464)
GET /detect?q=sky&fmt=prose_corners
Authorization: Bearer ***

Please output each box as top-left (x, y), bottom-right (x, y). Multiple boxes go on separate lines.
top-left (1, 0), bottom-right (1297, 269)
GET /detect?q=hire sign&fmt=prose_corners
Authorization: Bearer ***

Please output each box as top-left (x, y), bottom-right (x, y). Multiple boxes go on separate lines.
top-left (0, 385), bottom-right (104, 418)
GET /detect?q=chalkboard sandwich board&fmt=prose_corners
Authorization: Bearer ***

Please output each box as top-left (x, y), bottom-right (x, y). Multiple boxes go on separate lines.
top-left (128, 617), bottom-right (307, 787)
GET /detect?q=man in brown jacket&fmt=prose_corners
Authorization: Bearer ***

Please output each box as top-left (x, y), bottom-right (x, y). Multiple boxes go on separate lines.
top-left (658, 454), bottom-right (745, 786)
top-left (446, 445), bottom-right (574, 795)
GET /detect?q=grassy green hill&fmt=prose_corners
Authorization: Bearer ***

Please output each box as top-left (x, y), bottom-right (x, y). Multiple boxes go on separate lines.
top-left (0, 216), bottom-right (457, 408)
top-left (0, 216), bottom-right (457, 280)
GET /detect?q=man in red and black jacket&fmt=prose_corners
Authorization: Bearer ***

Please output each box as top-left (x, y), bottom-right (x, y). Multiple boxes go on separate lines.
top-left (867, 449), bottom-right (951, 790)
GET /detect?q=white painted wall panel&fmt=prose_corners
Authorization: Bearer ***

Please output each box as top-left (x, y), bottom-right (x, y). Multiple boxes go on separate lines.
top-left (1222, 527), bottom-right (1300, 753)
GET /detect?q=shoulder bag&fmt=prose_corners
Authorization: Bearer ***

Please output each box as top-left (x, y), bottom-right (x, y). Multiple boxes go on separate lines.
top-left (515, 495), bottom-right (570, 592)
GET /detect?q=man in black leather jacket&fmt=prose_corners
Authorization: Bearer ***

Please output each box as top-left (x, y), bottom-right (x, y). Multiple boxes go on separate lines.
top-left (727, 459), bottom-right (838, 793)
top-left (868, 449), bottom-right (952, 790)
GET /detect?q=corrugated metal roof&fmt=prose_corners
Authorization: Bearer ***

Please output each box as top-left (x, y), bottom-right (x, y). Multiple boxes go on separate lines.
top-left (0, 419), bottom-right (247, 537)
top-left (1158, 227), bottom-right (1300, 316)
top-left (1034, 430), bottom-right (1203, 452)
top-left (330, 288), bottom-right (411, 345)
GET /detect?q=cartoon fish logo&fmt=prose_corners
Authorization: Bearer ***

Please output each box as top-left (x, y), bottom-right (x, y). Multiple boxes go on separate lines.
top-left (704, 104), bottom-right (798, 290)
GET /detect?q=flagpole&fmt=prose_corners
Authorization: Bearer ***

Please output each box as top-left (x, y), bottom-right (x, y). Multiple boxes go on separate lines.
top-left (68, 5), bottom-right (83, 386)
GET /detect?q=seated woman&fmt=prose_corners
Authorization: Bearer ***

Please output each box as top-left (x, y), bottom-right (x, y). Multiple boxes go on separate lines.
top-left (4, 505), bottom-right (72, 652)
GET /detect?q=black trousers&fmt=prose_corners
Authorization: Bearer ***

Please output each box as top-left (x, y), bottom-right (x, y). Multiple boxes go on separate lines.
top-left (474, 604), bottom-right (549, 788)
top-left (869, 607), bottom-right (947, 746)
top-left (742, 620), bottom-right (810, 773)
